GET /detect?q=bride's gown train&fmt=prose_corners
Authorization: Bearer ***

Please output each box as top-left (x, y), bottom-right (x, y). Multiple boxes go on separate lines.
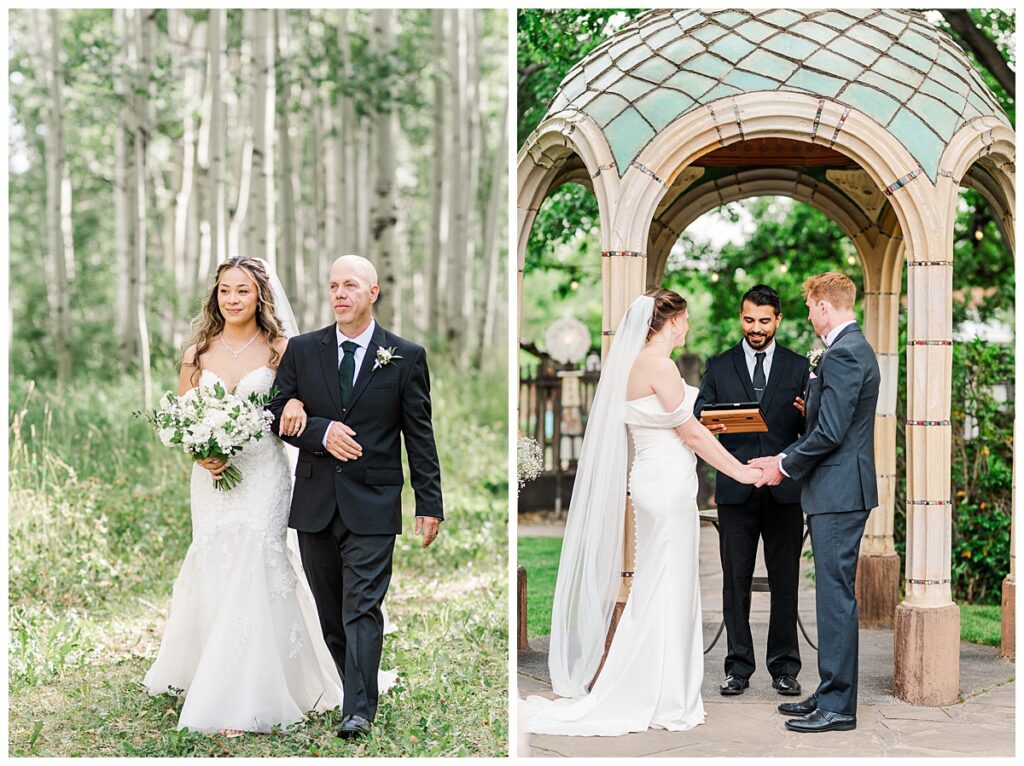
top-left (522, 382), bottom-right (704, 736)
top-left (144, 367), bottom-right (396, 733)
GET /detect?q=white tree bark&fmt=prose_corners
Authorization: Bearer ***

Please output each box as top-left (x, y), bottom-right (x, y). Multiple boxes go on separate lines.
top-left (209, 9), bottom-right (227, 273)
top-left (446, 9), bottom-right (467, 352)
top-left (338, 10), bottom-right (357, 255)
top-left (247, 9), bottom-right (275, 265)
top-left (369, 9), bottom-right (399, 329)
top-left (275, 10), bottom-right (297, 295)
top-left (127, 8), bottom-right (152, 407)
top-left (428, 9), bottom-right (449, 341)
top-left (476, 90), bottom-right (508, 366)
top-left (37, 9), bottom-right (72, 383)
top-left (113, 8), bottom-right (132, 360)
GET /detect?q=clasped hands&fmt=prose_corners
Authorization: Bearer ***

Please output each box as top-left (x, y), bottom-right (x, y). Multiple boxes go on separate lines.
top-left (280, 399), bottom-right (362, 461)
top-left (748, 454), bottom-right (785, 487)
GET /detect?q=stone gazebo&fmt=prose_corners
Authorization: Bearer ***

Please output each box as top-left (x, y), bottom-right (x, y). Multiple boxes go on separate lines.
top-left (517, 9), bottom-right (1015, 705)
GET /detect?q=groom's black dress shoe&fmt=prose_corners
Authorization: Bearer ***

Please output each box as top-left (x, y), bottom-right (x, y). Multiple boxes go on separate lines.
top-left (719, 675), bottom-right (749, 695)
top-left (784, 708), bottom-right (856, 733)
top-left (337, 714), bottom-right (372, 739)
top-left (778, 693), bottom-right (818, 716)
top-left (772, 674), bottom-right (801, 696)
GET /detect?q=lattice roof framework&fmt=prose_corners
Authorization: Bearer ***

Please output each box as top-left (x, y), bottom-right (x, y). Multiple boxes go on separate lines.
top-left (546, 8), bottom-right (1010, 182)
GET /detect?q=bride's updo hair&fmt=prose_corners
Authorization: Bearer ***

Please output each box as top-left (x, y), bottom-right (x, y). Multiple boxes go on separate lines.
top-left (645, 288), bottom-right (688, 341)
top-left (184, 257), bottom-right (286, 384)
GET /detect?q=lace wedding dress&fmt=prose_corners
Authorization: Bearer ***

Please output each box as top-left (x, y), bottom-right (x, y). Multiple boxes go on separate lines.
top-left (522, 382), bottom-right (705, 736)
top-left (144, 366), bottom-right (396, 733)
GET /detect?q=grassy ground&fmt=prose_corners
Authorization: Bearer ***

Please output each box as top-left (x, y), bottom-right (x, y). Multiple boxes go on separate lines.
top-left (517, 536), bottom-right (561, 638)
top-left (959, 604), bottom-right (1002, 647)
top-left (519, 535), bottom-right (1005, 649)
top-left (9, 363), bottom-right (508, 757)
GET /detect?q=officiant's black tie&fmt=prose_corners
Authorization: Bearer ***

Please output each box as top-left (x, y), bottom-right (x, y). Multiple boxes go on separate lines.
top-left (339, 340), bottom-right (358, 410)
top-left (753, 352), bottom-right (766, 402)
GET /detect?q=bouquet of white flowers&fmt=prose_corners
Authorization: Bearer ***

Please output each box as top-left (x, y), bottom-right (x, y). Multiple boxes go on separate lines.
top-left (141, 382), bottom-right (276, 491)
top-left (517, 435), bottom-right (544, 489)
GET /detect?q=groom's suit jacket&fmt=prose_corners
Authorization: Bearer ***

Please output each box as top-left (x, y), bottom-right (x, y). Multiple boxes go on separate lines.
top-left (269, 322), bottom-right (443, 536)
top-left (694, 341), bottom-right (809, 506)
top-left (780, 322), bottom-right (880, 515)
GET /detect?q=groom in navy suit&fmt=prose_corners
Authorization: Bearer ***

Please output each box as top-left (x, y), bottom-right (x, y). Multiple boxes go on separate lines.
top-left (752, 272), bottom-right (879, 733)
top-left (695, 285), bottom-right (809, 698)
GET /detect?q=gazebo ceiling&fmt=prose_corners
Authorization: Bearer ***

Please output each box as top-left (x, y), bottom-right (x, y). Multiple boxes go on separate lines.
top-left (693, 137), bottom-right (857, 168)
top-left (546, 9), bottom-right (1010, 182)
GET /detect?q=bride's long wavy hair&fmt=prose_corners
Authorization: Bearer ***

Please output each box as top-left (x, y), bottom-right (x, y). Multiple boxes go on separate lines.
top-left (183, 257), bottom-right (285, 385)
top-left (644, 288), bottom-right (688, 341)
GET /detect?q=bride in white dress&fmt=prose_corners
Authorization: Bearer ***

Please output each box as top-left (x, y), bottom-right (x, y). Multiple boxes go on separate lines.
top-left (521, 289), bottom-right (762, 737)
top-left (144, 257), bottom-right (394, 735)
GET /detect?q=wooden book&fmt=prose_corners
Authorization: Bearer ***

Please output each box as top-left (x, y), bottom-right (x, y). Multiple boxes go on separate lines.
top-left (699, 401), bottom-right (767, 433)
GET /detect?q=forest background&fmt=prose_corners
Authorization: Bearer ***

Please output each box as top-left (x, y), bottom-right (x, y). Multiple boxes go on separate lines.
top-left (9, 8), bottom-right (508, 756)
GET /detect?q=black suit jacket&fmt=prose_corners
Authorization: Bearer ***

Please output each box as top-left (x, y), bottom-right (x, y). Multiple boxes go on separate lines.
top-left (268, 322), bottom-right (444, 535)
top-left (694, 342), bottom-right (809, 506)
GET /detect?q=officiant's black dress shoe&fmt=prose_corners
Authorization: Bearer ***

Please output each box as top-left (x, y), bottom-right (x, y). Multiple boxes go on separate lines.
top-left (778, 693), bottom-right (818, 716)
top-left (337, 714), bottom-right (372, 739)
top-left (719, 675), bottom-right (749, 695)
top-left (784, 708), bottom-right (856, 733)
top-left (772, 674), bottom-right (801, 696)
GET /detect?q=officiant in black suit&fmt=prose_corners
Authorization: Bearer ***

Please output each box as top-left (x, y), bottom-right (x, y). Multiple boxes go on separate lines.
top-left (694, 284), bottom-right (809, 698)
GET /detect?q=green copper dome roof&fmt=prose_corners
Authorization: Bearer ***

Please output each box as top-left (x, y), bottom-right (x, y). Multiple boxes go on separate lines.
top-left (547, 9), bottom-right (1009, 181)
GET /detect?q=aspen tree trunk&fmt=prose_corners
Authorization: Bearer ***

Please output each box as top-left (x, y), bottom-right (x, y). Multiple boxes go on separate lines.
top-left (276, 10), bottom-right (297, 295)
top-left (209, 9), bottom-right (227, 273)
top-left (461, 9), bottom-right (483, 363)
top-left (230, 11), bottom-right (256, 262)
top-left (309, 87), bottom-right (327, 331)
top-left (476, 90), bottom-right (508, 366)
top-left (38, 10), bottom-right (72, 384)
top-left (338, 10), bottom-right (356, 255)
top-left (446, 9), bottom-right (466, 352)
top-left (369, 9), bottom-right (399, 328)
top-left (113, 9), bottom-right (132, 361)
top-left (356, 117), bottom-right (373, 259)
top-left (170, 10), bottom-right (200, 337)
top-left (251, 9), bottom-right (275, 266)
top-left (127, 8), bottom-right (152, 407)
top-left (429, 9), bottom-right (449, 342)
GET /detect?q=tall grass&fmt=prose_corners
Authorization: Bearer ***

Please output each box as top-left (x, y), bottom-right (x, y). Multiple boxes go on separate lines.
top-left (9, 359), bottom-right (508, 756)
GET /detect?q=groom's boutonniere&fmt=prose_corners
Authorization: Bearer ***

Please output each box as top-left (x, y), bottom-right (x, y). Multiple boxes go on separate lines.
top-left (807, 347), bottom-right (825, 377)
top-left (373, 346), bottom-right (403, 371)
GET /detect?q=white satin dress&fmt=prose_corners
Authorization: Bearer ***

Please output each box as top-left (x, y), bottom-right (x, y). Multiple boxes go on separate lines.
top-left (522, 382), bottom-right (705, 736)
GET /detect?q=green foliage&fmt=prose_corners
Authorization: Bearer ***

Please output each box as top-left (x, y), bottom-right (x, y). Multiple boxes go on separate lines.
top-left (8, 361), bottom-right (507, 756)
top-left (933, 9), bottom-right (1015, 125)
top-left (517, 9), bottom-right (643, 145)
top-left (517, 536), bottom-right (561, 638)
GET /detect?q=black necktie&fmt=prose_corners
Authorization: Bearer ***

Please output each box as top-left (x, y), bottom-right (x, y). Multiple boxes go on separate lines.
top-left (339, 340), bottom-right (358, 409)
top-left (753, 352), bottom-right (766, 402)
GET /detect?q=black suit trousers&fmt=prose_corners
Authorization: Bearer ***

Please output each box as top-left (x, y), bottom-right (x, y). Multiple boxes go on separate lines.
top-left (297, 508), bottom-right (395, 721)
top-left (717, 487), bottom-right (804, 680)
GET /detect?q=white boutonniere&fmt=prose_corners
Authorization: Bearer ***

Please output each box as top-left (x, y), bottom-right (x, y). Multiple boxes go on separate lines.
top-left (807, 347), bottom-right (825, 377)
top-left (373, 346), bottom-right (402, 371)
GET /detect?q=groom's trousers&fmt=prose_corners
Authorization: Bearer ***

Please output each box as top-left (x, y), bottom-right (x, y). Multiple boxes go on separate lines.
top-left (298, 508), bottom-right (396, 721)
top-left (807, 509), bottom-right (869, 716)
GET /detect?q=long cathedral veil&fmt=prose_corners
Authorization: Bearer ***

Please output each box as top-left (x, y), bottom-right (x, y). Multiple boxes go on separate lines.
top-left (547, 294), bottom-right (654, 698)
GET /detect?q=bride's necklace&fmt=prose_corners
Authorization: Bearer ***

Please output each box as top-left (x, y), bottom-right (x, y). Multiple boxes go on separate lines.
top-left (219, 330), bottom-right (262, 358)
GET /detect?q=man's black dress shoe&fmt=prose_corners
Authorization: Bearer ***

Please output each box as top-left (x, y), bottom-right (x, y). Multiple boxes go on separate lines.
top-left (337, 714), bottom-right (372, 739)
top-left (777, 693), bottom-right (818, 716)
top-left (784, 708), bottom-right (856, 733)
top-left (719, 675), bottom-right (749, 695)
top-left (772, 674), bottom-right (802, 696)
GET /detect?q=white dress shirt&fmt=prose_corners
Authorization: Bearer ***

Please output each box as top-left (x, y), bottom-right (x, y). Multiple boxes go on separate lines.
top-left (322, 318), bottom-right (376, 447)
top-left (742, 338), bottom-right (776, 384)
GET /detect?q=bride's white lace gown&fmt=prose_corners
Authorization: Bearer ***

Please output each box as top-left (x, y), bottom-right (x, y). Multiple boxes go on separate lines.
top-left (144, 366), bottom-right (396, 733)
top-left (522, 382), bottom-right (705, 736)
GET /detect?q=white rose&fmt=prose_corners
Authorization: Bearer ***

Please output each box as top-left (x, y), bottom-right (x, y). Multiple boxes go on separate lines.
top-left (158, 428), bottom-right (177, 447)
